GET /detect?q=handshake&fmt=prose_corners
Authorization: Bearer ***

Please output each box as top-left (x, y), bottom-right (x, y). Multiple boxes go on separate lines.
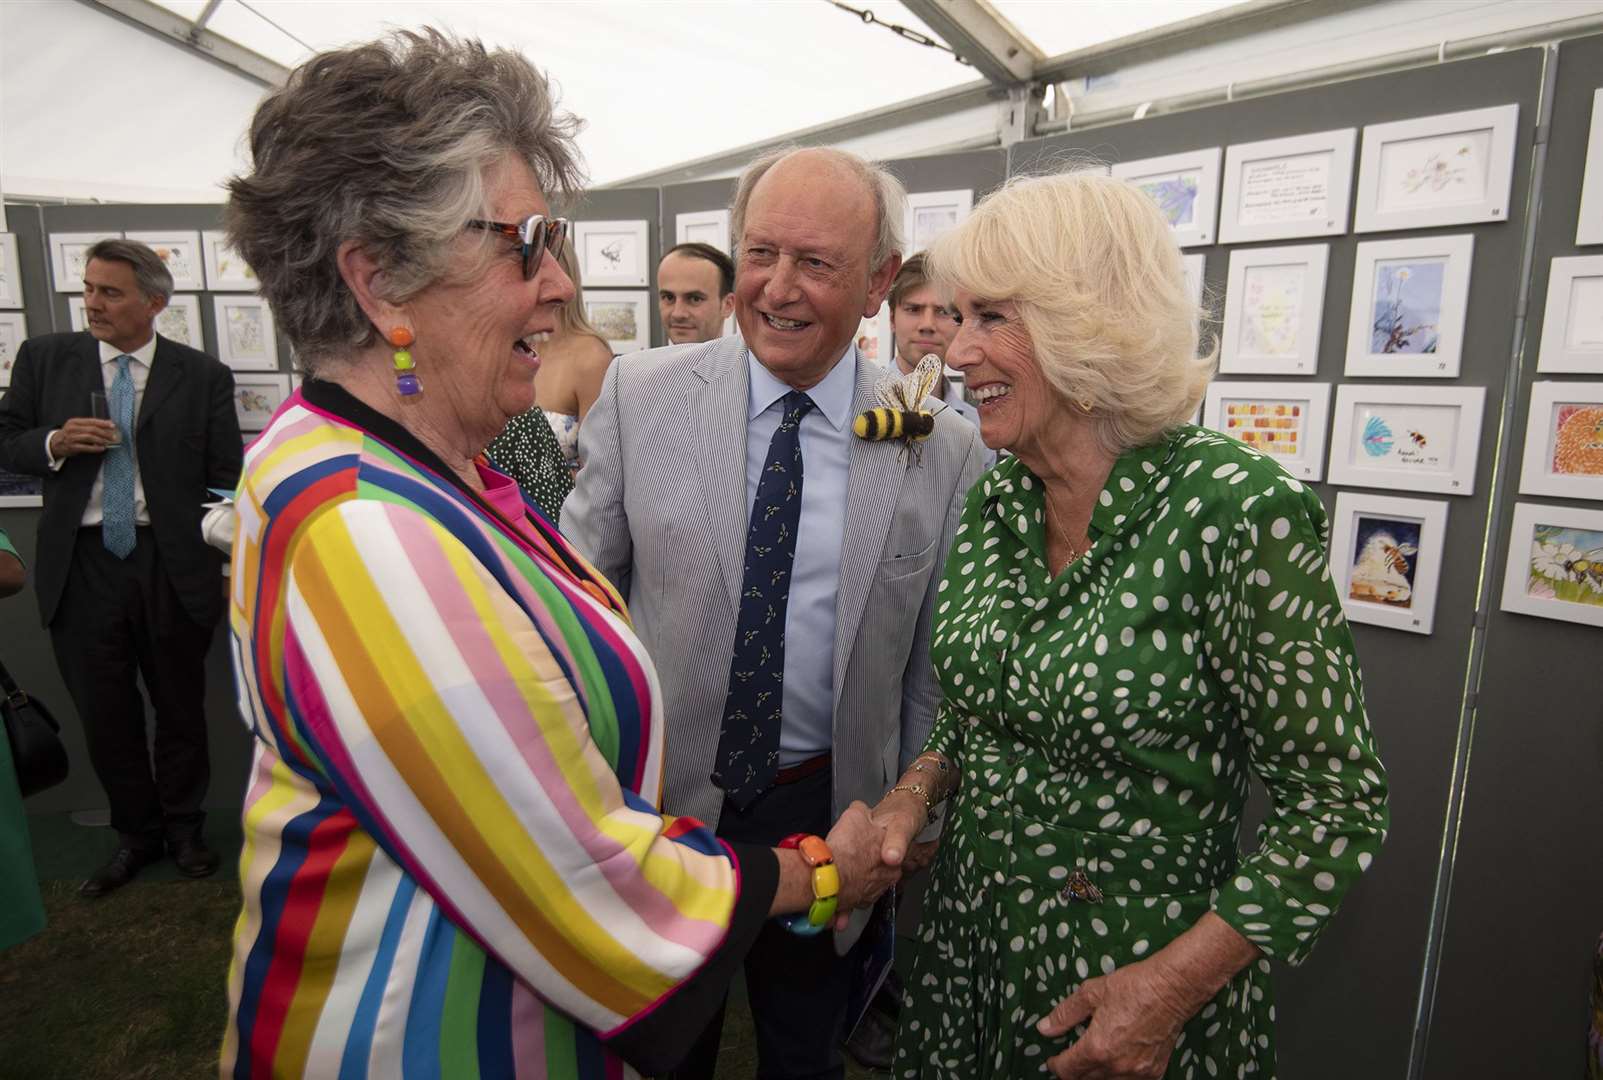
top-left (813, 781), bottom-right (943, 923)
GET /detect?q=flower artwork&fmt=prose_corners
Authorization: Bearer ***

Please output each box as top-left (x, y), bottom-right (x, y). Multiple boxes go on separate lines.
top-left (227, 305), bottom-right (264, 356)
top-left (1382, 131), bottom-right (1492, 210)
top-left (1135, 173), bottom-right (1200, 228)
top-left (1552, 404), bottom-right (1603, 478)
top-left (589, 301), bottom-right (638, 342)
top-left (1371, 259), bottom-right (1445, 355)
top-left (1526, 524), bottom-right (1603, 609)
top-left (1348, 515), bottom-right (1422, 608)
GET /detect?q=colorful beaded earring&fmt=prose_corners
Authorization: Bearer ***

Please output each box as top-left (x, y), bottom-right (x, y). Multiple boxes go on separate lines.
top-left (389, 327), bottom-right (419, 396)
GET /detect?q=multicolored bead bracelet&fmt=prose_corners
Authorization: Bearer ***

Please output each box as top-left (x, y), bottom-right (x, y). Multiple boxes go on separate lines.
top-left (777, 833), bottom-right (839, 936)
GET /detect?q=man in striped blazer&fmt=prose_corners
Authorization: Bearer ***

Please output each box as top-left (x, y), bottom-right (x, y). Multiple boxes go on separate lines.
top-left (565, 147), bottom-right (985, 1079)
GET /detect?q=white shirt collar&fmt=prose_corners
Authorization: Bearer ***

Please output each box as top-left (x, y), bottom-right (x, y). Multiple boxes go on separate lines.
top-left (746, 344), bottom-right (857, 431)
top-left (98, 333), bottom-right (158, 367)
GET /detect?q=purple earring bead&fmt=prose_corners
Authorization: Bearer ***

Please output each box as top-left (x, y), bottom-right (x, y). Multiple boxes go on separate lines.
top-left (396, 372), bottom-right (421, 396)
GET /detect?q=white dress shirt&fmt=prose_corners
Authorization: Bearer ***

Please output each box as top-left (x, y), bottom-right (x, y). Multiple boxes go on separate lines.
top-left (45, 335), bottom-right (157, 527)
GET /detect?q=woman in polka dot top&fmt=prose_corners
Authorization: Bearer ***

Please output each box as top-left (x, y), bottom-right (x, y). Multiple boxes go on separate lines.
top-left (874, 172), bottom-right (1389, 1079)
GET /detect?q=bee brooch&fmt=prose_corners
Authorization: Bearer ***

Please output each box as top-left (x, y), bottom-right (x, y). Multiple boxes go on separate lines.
top-left (853, 353), bottom-right (947, 463)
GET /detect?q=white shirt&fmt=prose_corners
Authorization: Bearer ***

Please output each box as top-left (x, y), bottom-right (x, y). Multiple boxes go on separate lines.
top-left (44, 335), bottom-right (157, 527)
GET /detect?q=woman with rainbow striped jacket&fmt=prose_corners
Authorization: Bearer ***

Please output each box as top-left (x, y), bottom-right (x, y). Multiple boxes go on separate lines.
top-left (218, 31), bottom-right (896, 1079)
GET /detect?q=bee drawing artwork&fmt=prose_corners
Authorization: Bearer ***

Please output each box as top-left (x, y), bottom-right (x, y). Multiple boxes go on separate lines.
top-left (853, 353), bottom-right (945, 462)
top-left (1348, 515), bottom-right (1422, 608)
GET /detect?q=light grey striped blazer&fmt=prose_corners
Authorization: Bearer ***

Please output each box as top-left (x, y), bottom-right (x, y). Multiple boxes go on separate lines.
top-left (564, 334), bottom-right (984, 853)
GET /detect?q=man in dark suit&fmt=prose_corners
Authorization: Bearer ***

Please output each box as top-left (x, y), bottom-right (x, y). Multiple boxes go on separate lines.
top-left (0, 238), bottom-right (242, 897)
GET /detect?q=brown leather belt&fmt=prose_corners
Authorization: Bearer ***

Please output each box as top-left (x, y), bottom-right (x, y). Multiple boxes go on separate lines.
top-left (774, 752), bottom-right (831, 785)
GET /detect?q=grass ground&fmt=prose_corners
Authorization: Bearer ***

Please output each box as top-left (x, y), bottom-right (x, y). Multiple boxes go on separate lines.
top-left (0, 813), bottom-right (887, 1079)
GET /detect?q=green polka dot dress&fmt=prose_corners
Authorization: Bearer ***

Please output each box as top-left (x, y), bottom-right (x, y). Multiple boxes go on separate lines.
top-left (487, 408), bottom-right (574, 522)
top-left (896, 425), bottom-right (1389, 1079)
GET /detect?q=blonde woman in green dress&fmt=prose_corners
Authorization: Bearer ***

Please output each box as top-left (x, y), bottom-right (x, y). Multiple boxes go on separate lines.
top-left (873, 173), bottom-right (1389, 1079)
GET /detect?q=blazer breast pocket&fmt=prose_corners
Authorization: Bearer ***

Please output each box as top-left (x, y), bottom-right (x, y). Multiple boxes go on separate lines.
top-left (878, 533), bottom-right (939, 584)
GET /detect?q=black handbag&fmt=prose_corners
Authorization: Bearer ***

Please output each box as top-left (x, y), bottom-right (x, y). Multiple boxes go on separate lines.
top-left (0, 655), bottom-right (69, 798)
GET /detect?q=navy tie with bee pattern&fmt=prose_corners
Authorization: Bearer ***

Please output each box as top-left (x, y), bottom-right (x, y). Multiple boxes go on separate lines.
top-left (712, 390), bottom-right (815, 811)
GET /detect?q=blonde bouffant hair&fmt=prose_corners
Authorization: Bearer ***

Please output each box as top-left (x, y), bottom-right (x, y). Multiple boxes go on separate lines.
top-left (925, 171), bottom-right (1215, 454)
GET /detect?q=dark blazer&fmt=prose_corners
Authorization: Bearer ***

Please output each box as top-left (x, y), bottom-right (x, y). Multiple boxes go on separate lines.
top-left (0, 331), bottom-right (243, 628)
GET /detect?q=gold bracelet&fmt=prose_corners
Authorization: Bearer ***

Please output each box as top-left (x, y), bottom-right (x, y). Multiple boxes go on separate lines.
top-left (909, 755), bottom-right (954, 800)
top-left (890, 782), bottom-right (937, 825)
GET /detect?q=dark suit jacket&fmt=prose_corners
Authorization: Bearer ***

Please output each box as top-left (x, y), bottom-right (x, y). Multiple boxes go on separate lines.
top-left (0, 331), bottom-right (243, 628)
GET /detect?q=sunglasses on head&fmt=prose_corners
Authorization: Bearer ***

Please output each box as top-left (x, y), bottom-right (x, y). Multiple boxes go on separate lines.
top-left (465, 213), bottom-right (568, 279)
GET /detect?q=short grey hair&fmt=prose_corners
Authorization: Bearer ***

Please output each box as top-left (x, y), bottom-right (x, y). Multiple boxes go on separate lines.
top-left (926, 171), bottom-right (1216, 454)
top-left (730, 147), bottom-right (906, 271)
top-left (223, 28), bottom-right (584, 375)
top-left (84, 238), bottom-right (173, 304)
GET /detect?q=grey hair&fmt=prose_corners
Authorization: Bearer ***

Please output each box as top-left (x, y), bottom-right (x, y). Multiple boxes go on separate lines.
top-left (223, 28), bottom-right (585, 376)
top-left (730, 147), bottom-right (906, 271)
top-left (84, 238), bottom-right (173, 304)
top-left (926, 171), bottom-right (1216, 455)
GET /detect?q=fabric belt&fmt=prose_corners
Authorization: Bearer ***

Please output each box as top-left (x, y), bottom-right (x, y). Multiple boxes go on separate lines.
top-left (968, 809), bottom-right (1240, 901)
top-left (773, 752), bottom-right (831, 786)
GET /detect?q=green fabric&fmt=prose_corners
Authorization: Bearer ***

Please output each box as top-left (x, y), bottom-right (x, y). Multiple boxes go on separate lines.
top-left (0, 527), bottom-right (17, 561)
top-left (897, 426), bottom-right (1389, 1079)
top-left (0, 711), bottom-right (46, 953)
top-left (487, 409), bottom-right (574, 522)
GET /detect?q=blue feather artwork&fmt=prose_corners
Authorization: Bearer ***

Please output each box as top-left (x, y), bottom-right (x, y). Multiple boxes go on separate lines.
top-left (1361, 414), bottom-right (1395, 458)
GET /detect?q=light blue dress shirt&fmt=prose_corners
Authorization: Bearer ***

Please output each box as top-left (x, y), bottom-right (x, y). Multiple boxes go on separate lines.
top-left (745, 346), bottom-right (855, 765)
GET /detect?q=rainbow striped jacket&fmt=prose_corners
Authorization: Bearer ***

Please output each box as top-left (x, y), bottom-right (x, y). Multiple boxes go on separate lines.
top-left (222, 383), bottom-right (773, 1079)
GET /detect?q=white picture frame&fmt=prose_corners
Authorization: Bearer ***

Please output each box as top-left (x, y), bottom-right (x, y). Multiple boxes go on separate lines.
top-left (1219, 244), bottom-right (1328, 375)
top-left (575, 220), bottom-right (649, 287)
top-left (854, 300), bottom-right (893, 369)
top-left (1536, 255), bottom-right (1603, 374)
top-left (0, 465), bottom-right (43, 508)
top-left (0, 234), bottom-right (22, 308)
top-left (675, 209), bottom-right (731, 255)
top-left (49, 231), bottom-right (120, 293)
top-left (201, 229), bottom-right (259, 291)
top-left (66, 296), bottom-right (86, 332)
top-left (124, 230), bottom-right (205, 291)
top-left (1354, 104), bottom-right (1519, 233)
top-left (153, 294), bottom-right (204, 350)
top-left (904, 189), bottom-right (973, 254)
top-left (1518, 381), bottom-right (1603, 501)
top-left (1344, 234), bottom-right (1474, 378)
top-left (1326, 383), bottom-right (1485, 496)
top-left (1578, 90), bottom-right (1603, 246)
top-left (1218, 129), bottom-right (1356, 244)
top-left (0, 312), bottom-right (26, 388)
top-left (1329, 492), bottom-right (1449, 634)
top-left (1182, 253), bottom-right (1206, 312)
top-left (1202, 379), bottom-right (1331, 481)
top-left (583, 289), bottom-right (650, 354)
top-left (213, 295), bottom-right (279, 371)
top-left (1112, 147), bottom-right (1221, 247)
top-left (1500, 501), bottom-right (1603, 627)
top-left (232, 373), bottom-right (292, 434)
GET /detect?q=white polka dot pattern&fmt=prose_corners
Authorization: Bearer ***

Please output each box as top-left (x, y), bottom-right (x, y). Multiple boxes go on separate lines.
top-left (896, 426), bottom-right (1389, 1079)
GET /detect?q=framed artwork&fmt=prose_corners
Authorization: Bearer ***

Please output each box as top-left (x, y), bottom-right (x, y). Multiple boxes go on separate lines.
top-left (1219, 244), bottom-right (1328, 375)
top-left (1535, 255), bottom-right (1603, 373)
top-left (201, 229), bottom-right (259, 291)
top-left (1112, 148), bottom-right (1221, 247)
top-left (124, 230), bottom-right (204, 291)
top-left (675, 209), bottom-right (731, 255)
top-left (1218, 129), bottom-right (1356, 244)
top-left (154, 294), bottom-right (203, 349)
top-left (575, 220), bottom-right (649, 287)
top-left (854, 300), bottom-right (893, 367)
top-left (232, 373), bottom-right (292, 433)
top-left (67, 296), bottom-right (87, 332)
top-left (1518, 382), bottom-right (1603, 500)
top-left (904, 189), bottom-right (972, 254)
top-left (1202, 380), bottom-right (1331, 481)
top-left (0, 233), bottom-right (22, 308)
top-left (1354, 104), bottom-right (1519, 233)
top-left (583, 290), bottom-right (650, 353)
top-left (213, 295), bottom-right (279, 371)
top-left (1182, 253), bottom-right (1206, 312)
top-left (1500, 502), bottom-right (1603, 627)
top-left (1326, 384), bottom-right (1485, 496)
top-left (0, 312), bottom-right (25, 388)
top-left (1328, 492), bottom-right (1449, 634)
top-left (1579, 90), bottom-right (1603, 245)
top-left (1344, 234), bottom-right (1474, 378)
top-left (0, 465), bottom-right (43, 509)
top-left (49, 231), bottom-right (120, 293)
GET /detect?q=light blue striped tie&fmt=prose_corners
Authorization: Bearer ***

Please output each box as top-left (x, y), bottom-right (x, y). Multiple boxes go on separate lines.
top-left (101, 355), bottom-right (136, 559)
